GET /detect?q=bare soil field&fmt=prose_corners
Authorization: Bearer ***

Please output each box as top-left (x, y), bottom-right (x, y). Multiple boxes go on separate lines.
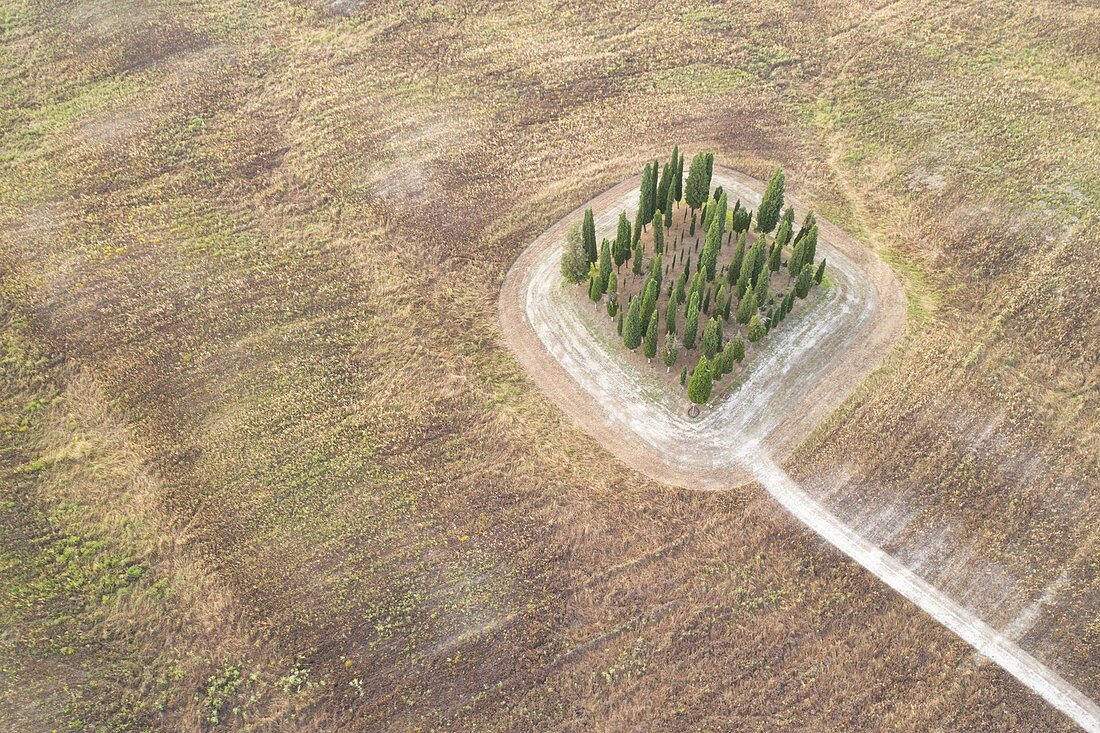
top-left (1, 0), bottom-right (1096, 731)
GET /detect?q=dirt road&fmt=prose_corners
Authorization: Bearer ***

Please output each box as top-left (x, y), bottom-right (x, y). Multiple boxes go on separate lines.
top-left (498, 166), bottom-right (1100, 731)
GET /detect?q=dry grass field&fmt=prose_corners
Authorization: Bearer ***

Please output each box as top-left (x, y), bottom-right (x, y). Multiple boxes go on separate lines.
top-left (0, 0), bottom-right (1096, 730)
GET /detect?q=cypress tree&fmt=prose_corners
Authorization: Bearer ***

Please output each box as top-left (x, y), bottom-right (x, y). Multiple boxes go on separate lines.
top-left (731, 336), bottom-right (745, 363)
top-left (704, 153), bottom-right (714, 192)
top-left (716, 282), bottom-right (730, 321)
top-left (674, 270), bottom-right (687, 304)
top-left (713, 192), bottom-right (728, 239)
top-left (684, 152), bottom-right (710, 211)
top-left (674, 148), bottom-right (684, 202)
top-left (665, 292), bottom-right (679, 334)
top-left (638, 163), bottom-right (654, 228)
top-left (788, 239), bottom-right (804, 277)
top-left (702, 285), bottom-right (712, 314)
top-left (599, 239), bottom-right (613, 287)
top-left (729, 234), bottom-right (746, 285)
top-left (736, 286), bottom-right (757, 324)
top-left (561, 225), bottom-right (589, 284)
top-left (582, 208), bottom-right (597, 263)
top-left (624, 297), bottom-right (643, 350)
top-left (768, 238), bottom-right (782, 272)
top-left (700, 201), bottom-right (709, 230)
top-left (781, 205), bottom-right (795, 229)
top-left (793, 211), bottom-right (816, 246)
top-left (701, 317), bottom-right (723, 359)
top-left (774, 216), bottom-right (792, 251)
top-left (633, 201), bottom-right (645, 246)
top-left (683, 291), bottom-right (701, 349)
top-left (732, 201), bottom-right (752, 233)
top-left (604, 271), bottom-right (618, 317)
top-left (689, 212), bottom-right (697, 236)
top-left (755, 168), bottom-right (785, 233)
top-left (663, 342), bottom-right (679, 372)
top-left (803, 224), bottom-right (819, 265)
top-left (642, 156), bottom-right (651, 220)
top-left (795, 263), bottom-right (813, 298)
top-left (632, 240), bottom-right (644, 275)
top-left (641, 279), bottom-right (658, 325)
top-left (702, 216), bottom-right (721, 281)
top-left (717, 342), bottom-right (734, 378)
top-left (755, 266), bottom-right (770, 306)
top-left (656, 162), bottom-right (671, 214)
top-left (614, 212), bottom-right (631, 268)
top-left (588, 272), bottom-right (603, 304)
top-left (665, 183), bottom-right (676, 224)
top-left (735, 249), bottom-right (753, 298)
top-left (653, 211), bottom-right (664, 254)
top-left (644, 311), bottom-right (659, 361)
top-left (814, 258), bottom-right (827, 284)
top-left (747, 313), bottom-right (766, 342)
top-left (688, 355), bottom-right (713, 405)
top-left (617, 308), bottom-right (624, 335)
top-left (750, 238), bottom-right (767, 284)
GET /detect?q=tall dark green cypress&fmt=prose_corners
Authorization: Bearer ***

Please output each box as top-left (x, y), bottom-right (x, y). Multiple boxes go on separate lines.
top-left (624, 296), bottom-right (643, 350)
top-left (685, 152), bottom-right (710, 211)
top-left (702, 215), bottom-right (721, 281)
top-left (644, 311), bottom-right (659, 360)
top-left (683, 291), bottom-right (701, 349)
top-left (641, 279), bottom-right (658, 326)
top-left (613, 212), bottom-right (631, 268)
top-left (773, 216), bottom-right (792, 251)
top-left (729, 234), bottom-right (746, 285)
top-left (768, 238), bottom-right (782, 272)
top-left (656, 162), bottom-right (671, 214)
top-left (755, 168), bottom-right (785, 233)
top-left (598, 239), bottom-right (613, 288)
top-left (674, 148), bottom-right (684, 202)
top-left (814, 258), bottom-right (826, 284)
top-left (795, 263), bottom-right (813, 298)
top-left (665, 291), bottom-right (679, 334)
top-left (736, 286), bottom-right (757, 324)
top-left (688, 355), bottom-right (713, 405)
top-left (582, 208), bottom-right (597, 262)
top-left (653, 211), bottom-right (664, 254)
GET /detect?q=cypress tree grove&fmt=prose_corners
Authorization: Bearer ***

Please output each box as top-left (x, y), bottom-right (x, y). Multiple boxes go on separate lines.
top-left (688, 355), bottom-right (713, 405)
top-left (747, 313), bottom-right (766, 342)
top-left (624, 296), bottom-right (643, 350)
top-left (685, 152), bottom-right (710, 211)
top-left (736, 285), bottom-right (757, 324)
top-left (755, 168), bottom-right (785, 233)
top-left (614, 212), bottom-right (631, 268)
top-left (583, 208), bottom-right (597, 262)
top-left (795, 263), bottom-right (813, 298)
top-left (665, 292), bottom-right (678, 334)
top-left (731, 336), bottom-right (745, 363)
top-left (653, 211), bottom-right (664, 254)
top-left (814, 258), bottom-right (827, 284)
top-left (663, 342), bottom-right (679, 372)
top-left (598, 239), bottom-right (613, 287)
top-left (683, 291), bottom-right (701, 349)
top-left (644, 311), bottom-right (659, 361)
top-left (701, 317), bottom-right (723, 359)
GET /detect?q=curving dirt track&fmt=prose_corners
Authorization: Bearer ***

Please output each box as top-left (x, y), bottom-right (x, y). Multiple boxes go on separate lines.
top-left (498, 166), bottom-right (1100, 731)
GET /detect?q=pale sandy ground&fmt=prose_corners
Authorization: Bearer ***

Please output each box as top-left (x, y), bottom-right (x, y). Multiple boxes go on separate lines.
top-left (498, 166), bottom-right (1100, 731)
